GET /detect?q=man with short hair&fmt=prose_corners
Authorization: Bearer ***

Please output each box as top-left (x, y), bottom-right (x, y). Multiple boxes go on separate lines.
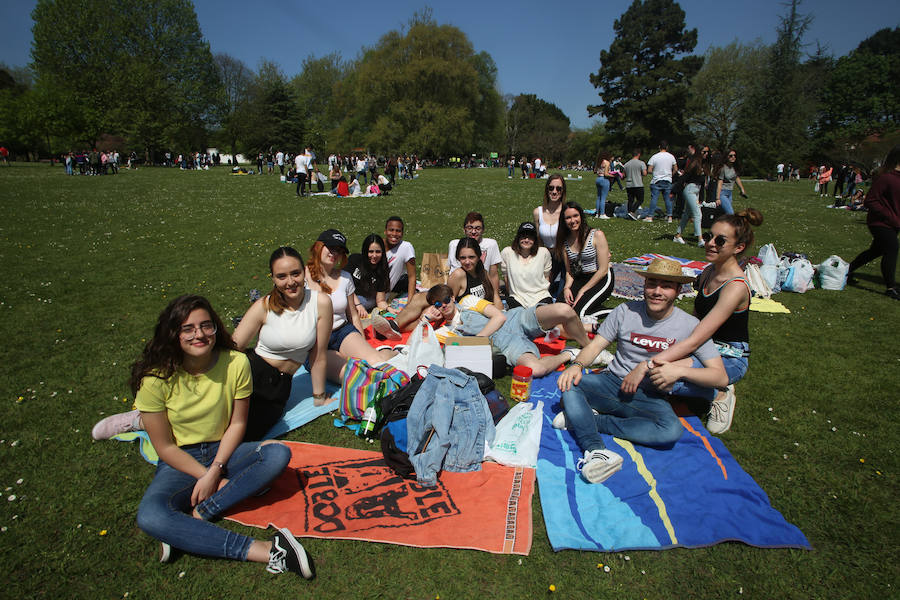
top-left (275, 150), bottom-right (284, 175)
top-left (623, 149), bottom-right (647, 219)
top-left (640, 141), bottom-right (678, 222)
top-left (555, 258), bottom-right (728, 483)
top-left (294, 150), bottom-right (310, 197)
top-left (448, 212), bottom-right (503, 310)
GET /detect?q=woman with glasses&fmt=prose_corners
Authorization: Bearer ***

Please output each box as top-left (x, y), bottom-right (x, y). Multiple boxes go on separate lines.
top-left (716, 150), bottom-right (748, 215)
top-left (556, 201), bottom-right (615, 325)
top-left (631, 209), bottom-right (763, 435)
top-left (95, 295), bottom-right (315, 578)
top-left (305, 230), bottom-right (396, 382)
top-left (673, 145), bottom-right (709, 246)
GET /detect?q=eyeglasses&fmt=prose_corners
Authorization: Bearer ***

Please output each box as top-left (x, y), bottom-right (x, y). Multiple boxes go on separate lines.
top-left (433, 296), bottom-right (453, 308)
top-left (702, 232), bottom-right (728, 247)
top-left (547, 185), bottom-right (563, 191)
top-left (464, 225), bottom-right (483, 232)
top-left (701, 149), bottom-right (710, 154)
top-left (180, 321), bottom-right (217, 339)
top-left (728, 153), bottom-right (736, 158)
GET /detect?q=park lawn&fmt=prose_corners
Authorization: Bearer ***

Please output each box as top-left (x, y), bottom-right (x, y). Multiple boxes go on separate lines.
top-left (0, 163), bottom-right (897, 599)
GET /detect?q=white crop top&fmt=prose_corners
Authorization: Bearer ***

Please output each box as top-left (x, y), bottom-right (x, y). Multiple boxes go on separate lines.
top-left (539, 207), bottom-right (559, 248)
top-left (254, 290), bottom-right (318, 363)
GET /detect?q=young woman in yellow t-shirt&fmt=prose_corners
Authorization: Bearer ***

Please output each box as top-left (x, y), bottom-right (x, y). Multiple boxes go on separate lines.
top-left (125, 295), bottom-right (314, 578)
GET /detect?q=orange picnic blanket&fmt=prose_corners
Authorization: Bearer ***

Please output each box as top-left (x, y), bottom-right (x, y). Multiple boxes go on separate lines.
top-left (225, 442), bottom-right (535, 555)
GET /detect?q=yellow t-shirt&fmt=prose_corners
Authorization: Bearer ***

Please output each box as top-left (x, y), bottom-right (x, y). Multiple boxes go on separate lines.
top-left (134, 350), bottom-right (252, 446)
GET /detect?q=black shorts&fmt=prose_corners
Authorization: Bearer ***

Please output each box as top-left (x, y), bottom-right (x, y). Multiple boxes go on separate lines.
top-left (243, 349), bottom-right (293, 442)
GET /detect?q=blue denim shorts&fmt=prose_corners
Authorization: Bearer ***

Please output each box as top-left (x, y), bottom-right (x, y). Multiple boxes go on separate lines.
top-left (329, 321), bottom-right (359, 351)
top-left (684, 341), bottom-right (749, 384)
top-left (491, 306), bottom-right (546, 366)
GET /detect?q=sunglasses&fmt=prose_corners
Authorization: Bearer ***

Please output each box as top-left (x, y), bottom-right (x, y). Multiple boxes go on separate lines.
top-left (702, 232), bottom-right (728, 247)
top-left (547, 185), bottom-right (563, 191)
top-left (433, 296), bottom-right (453, 308)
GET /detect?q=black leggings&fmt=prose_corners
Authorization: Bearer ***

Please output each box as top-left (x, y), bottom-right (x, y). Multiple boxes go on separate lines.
top-left (626, 187), bottom-right (644, 212)
top-left (571, 270), bottom-right (615, 320)
top-left (243, 349), bottom-right (293, 442)
top-left (849, 225), bottom-right (898, 289)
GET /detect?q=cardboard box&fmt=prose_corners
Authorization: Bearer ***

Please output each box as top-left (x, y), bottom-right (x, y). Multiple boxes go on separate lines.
top-left (443, 336), bottom-right (492, 379)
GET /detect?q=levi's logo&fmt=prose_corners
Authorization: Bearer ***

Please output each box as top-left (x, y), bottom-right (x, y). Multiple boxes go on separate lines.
top-left (629, 333), bottom-right (676, 353)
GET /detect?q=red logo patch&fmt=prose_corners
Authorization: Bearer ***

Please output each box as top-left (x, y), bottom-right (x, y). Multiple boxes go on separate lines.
top-left (629, 333), bottom-right (677, 353)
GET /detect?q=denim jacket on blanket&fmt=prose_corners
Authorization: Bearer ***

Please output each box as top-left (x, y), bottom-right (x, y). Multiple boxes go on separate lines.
top-left (406, 365), bottom-right (496, 487)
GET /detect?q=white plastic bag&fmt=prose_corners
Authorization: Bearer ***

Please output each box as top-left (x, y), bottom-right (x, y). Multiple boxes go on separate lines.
top-left (758, 243), bottom-right (779, 266)
top-left (779, 257), bottom-right (815, 293)
top-left (744, 263), bottom-right (772, 298)
top-left (406, 319), bottom-right (444, 371)
top-left (484, 401), bottom-right (543, 468)
top-left (817, 255), bottom-right (849, 290)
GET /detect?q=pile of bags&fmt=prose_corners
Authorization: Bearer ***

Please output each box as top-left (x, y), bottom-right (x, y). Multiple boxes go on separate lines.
top-left (751, 243), bottom-right (849, 294)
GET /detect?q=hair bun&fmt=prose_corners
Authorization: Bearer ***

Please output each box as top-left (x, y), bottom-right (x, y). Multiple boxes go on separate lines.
top-left (737, 208), bottom-right (763, 227)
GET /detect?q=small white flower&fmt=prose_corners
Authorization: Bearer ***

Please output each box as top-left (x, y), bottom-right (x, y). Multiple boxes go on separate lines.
top-left (178, 571), bottom-right (186, 579)
top-left (7, 495), bottom-right (16, 501)
top-left (15, 479), bottom-right (22, 485)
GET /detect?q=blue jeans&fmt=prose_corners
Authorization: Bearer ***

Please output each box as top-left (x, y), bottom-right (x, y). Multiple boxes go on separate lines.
top-left (678, 183), bottom-right (702, 239)
top-left (508, 165), bottom-right (514, 177)
top-left (642, 180), bottom-right (672, 218)
top-left (595, 176), bottom-right (610, 215)
top-left (136, 440), bottom-right (291, 559)
top-left (561, 370), bottom-right (683, 452)
top-left (720, 188), bottom-right (734, 215)
top-left (669, 342), bottom-right (749, 400)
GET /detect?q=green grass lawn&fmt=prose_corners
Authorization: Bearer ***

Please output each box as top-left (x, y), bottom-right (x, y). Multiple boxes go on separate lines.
top-left (0, 163), bottom-right (897, 598)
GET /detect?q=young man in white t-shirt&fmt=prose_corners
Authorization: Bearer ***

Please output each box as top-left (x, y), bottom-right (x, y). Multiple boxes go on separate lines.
top-left (384, 216), bottom-right (416, 298)
top-left (447, 211), bottom-right (503, 310)
top-left (555, 259), bottom-right (727, 483)
top-left (294, 152), bottom-right (309, 197)
top-left (640, 141), bottom-right (678, 222)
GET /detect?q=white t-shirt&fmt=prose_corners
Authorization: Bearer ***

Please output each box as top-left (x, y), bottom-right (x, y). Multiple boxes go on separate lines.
top-left (500, 246), bottom-right (552, 307)
top-left (386, 240), bottom-right (415, 289)
top-left (534, 158), bottom-right (542, 172)
top-left (326, 271), bottom-right (355, 330)
top-left (294, 153), bottom-right (309, 174)
top-left (647, 151), bottom-right (677, 184)
top-left (275, 151), bottom-right (284, 166)
top-left (448, 238), bottom-right (502, 272)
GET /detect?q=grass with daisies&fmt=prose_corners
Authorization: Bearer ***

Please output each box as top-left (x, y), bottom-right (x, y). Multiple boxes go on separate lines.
top-left (0, 163), bottom-right (897, 598)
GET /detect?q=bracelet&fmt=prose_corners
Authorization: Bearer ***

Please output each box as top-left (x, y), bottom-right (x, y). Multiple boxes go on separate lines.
top-left (355, 303), bottom-right (362, 307)
top-left (210, 462), bottom-right (226, 476)
top-left (312, 392), bottom-right (326, 400)
top-left (570, 361), bottom-right (586, 370)
top-left (647, 359), bottom-right (655, 369)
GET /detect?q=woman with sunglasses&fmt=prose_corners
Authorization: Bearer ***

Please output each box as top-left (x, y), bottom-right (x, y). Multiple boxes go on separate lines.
top-left (556, 201), bottom-right (615, 325)
top-left (533, 175), bottom-right (566, 295)
top-left (306, 230), bottom-right (396, 382)
top-left (97, 295), bottom-right (315, 577)
top-left (673, 145), bottom-right (709, 246)
top-left (716, 149), bottom-right (748, 215)
top-left (630, 208), bottom-right (764, 435)
top-left (501, 222), bottom-right (553, 309)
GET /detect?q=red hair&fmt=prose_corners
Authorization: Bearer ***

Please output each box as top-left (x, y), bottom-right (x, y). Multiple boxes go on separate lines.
top-left (306, 241), bottom-right (347, 294)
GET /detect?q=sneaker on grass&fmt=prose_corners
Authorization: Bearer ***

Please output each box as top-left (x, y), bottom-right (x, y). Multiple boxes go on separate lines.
top-left (371, 313), bottom-right (402, 340)
top-left (552, 408), bottom-right (599, 430)
top-left (159, 542), bottom-right (173, 563)
top-left (672, 234), bottom-right (685, 244)
top-left (267, 528), bottom-right (314, 580)
top-left (92, 409), bottom-right (143, 440)
top-left (577, 449), bottom-right (624, 483)
top-left (707, 384), bottom-right (736, 434)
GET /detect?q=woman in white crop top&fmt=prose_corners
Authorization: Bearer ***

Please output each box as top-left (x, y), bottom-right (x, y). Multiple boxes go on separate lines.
top-left (305, 230), bottom-right (396, 383)
top-left (232, 246), bottom-right (334, 440)
top-left (533, 174), bottom-right (566, 296)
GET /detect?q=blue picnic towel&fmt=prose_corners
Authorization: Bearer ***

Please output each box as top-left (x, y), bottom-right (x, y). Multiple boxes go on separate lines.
top-left (531, 373), bottom-right (811, 552)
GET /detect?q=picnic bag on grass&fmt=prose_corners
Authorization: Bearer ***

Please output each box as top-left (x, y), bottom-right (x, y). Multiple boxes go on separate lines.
top-left (420, 252), bottom-right (449, 288)
top-left (484, 400), bottom-right (543, 468)
top-left (340, 358), bottom-right (409, 420)
top-left (778, 257), bottom-right (815, 293)
top-left (817, 255), bottom-right (849, 290)
top-left (744, 263), bottom-right (772, 298)
top-left (406, 319), bottom-right (444, 370)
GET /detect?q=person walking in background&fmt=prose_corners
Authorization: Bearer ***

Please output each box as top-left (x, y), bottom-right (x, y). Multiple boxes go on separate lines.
top-left (640, 141), bottom-right (678, 223)
top-left (623, 149), bottom-right (647, 219)
top-left (594, 150), bottom-right (613, 220)
top-left (818, 163), bottom-right (833, 198)
top-left (716, 149), bottom-right (748, 215)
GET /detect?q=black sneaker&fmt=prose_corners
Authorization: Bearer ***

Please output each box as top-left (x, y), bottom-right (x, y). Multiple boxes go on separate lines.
top-left (887, 287), bottom-right (900, 301)
top-left (371, 314), bottom-right (402, 340)
top-left (267, 528), bottom-right (314, 579)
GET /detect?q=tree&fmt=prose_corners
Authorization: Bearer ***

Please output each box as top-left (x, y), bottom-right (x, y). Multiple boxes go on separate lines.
top-left (686, 42), bottom-right (768, 151)
top-left (31, 0), bottom-right (220, 157)
top-left (290, 53), bottom-right (348, 152)
top-left (506, 94), bottom-right (571, 162)
top-left (588, 0), bottom-right (702, 149)
top-left (239, 61), bottom-right (304, 156)
top-left (213, 53), bottom-right (252, 158)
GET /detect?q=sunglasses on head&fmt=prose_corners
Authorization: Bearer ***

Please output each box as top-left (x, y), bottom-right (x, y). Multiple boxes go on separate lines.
top-left (433, 296), bottom-right (453, 308)
top-left (548, 185), bottom-right (563, 191)
top-left (702, 231), bottom-right (728, 247)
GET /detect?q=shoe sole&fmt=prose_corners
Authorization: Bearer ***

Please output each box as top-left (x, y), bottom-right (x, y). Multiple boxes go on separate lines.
top-left (370, 314), bottom-right (402, 340)
top-left (278, 528), bottom-right (315, 579)
top-left (581, 457), bottom-right (624, 483)
top-left (159, 541), bottom-right (172, 563)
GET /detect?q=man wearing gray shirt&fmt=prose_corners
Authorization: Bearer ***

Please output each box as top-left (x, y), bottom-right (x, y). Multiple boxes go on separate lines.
top-left (554, 259), bottom-right (728, 483)
top-left (623, 150), bottom-right (647, 219)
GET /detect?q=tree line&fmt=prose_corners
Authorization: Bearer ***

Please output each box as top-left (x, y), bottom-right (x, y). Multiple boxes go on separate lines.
top-left (0, 0), bottom-right (896, 174)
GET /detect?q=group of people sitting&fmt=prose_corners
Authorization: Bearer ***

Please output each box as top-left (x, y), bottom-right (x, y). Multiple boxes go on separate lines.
top-left (90, 174), bottom-right (764, 579)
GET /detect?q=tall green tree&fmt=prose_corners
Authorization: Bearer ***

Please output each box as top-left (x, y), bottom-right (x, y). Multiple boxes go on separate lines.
top-left (686, 42), bottom-right (768, 151)
top-left (588, 0), bottom-right (702, 149)
top-left (506, 94), bottom-right (570, 162)
top-left (239, 61), bottom-right (304, 156)
top-left (213, 53), bottom-right (252, 158)
top-left (31, 0), bottom-right (220, 157)
top-left (291, 53), bottom-right (348, 153)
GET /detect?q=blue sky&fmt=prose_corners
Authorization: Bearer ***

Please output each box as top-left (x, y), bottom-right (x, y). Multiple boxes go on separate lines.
top-left (2, 1), bottom-right (898, 128)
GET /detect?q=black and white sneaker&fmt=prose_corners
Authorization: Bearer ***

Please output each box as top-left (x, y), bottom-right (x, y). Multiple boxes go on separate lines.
top-left (371, 314), bottom-right (402, 340)
top-left (267, 528), bottom-right (314, 580)
top-left (577, 449), bottom-right (624, 483)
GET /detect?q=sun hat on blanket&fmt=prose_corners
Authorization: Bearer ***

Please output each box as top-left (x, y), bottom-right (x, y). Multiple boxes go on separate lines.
top-left (636, 258), bottom-right (696, 284)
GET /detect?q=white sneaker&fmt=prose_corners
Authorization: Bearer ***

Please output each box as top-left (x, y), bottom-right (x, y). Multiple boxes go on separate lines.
top-left (697, 239), bottom-right (706, 247)
top-left (598, 214), bottom-right (611, 220)
top-left (591, 349), bottom-right (614, 367)
top-left (159, 542), bottom-right (173, 563)
top-left (673, 235), bottom-right (685, 244)
top-left (560, 347), bottom-right (579, 362)
top-left (552, 408), bottom-right (599, 429)
top-left (707, 385), bottom-right (736, 434)
top-left (577, 449), bottom-right (624, 483)
top-left (641, 216), bottom-right (654, 222)
top-left (666, 216), bottom-right (673, 223)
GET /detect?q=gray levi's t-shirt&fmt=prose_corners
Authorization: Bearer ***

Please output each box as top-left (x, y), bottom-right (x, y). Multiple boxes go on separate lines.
top-left (597, 301), bottom-right (718, 388)
top-left (623, 158), bottom-right (647, 188)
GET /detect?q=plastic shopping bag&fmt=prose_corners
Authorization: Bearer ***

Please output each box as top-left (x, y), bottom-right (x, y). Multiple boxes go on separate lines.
top-left (817, 255), bottom-right (849, 290)
top-left (406, 319), bottom-right (444, 371)
top-left (484, 401), bottom-right (543, 468)
top-left (779, 257), bottom-right (815, 293)
top-left (758, 243), bottom-right (779, 266)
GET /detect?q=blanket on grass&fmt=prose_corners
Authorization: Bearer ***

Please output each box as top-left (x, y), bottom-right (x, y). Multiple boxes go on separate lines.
top-left (624, 253), bottom-right (709, 273)
top-left (226, 442), bottom-right (535, 554)
top-left (611, 262), bottom-right (695, 300)
top-left (530, 373), bottom-right (811, 552)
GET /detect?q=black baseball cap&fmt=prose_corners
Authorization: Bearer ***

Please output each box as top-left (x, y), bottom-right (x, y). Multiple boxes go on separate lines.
top-left (317, 229), bottom-right (348, 253)
top-left (516, 221), bottom-right (538, 239)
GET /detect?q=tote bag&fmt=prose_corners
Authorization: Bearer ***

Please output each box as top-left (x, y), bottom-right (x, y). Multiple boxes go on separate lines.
top-left (340, 358), bottom-right (410, 420)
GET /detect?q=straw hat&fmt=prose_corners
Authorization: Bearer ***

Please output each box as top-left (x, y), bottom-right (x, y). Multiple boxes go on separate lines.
top-left (635, 258), bottom-right (695, 284)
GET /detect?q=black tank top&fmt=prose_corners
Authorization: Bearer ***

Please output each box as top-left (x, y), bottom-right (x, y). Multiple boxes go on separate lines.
top-left (463, 271), bottom-right (487, 299)
top-left (694, 268), bottom-right (750, 342)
